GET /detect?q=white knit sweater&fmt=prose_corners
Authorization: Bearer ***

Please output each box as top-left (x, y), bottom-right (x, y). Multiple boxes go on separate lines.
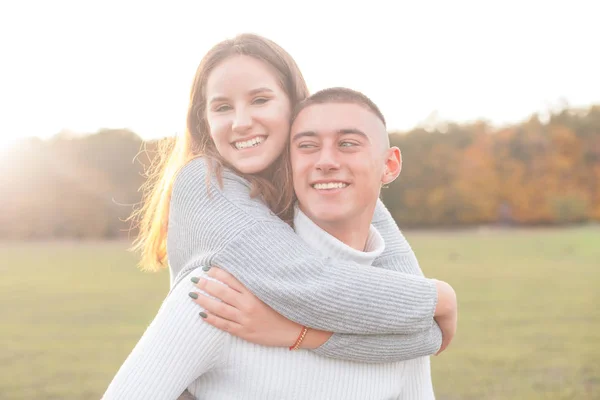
top-left (102, 205), bottom-right (435, 400)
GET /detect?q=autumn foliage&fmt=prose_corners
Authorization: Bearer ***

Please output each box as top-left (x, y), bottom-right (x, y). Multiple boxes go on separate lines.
top-left (1, 106), bottom-right (598, 239)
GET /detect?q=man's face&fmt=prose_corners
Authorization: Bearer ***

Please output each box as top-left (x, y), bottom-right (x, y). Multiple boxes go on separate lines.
top-left (290, 102), bottom-right (398, 228)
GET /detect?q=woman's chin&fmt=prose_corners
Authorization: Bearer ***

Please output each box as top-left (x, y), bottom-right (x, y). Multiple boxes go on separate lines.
top-left (233, 160), bottom-right (272, 175)
top-left (228, 145), bottom-right (283, 176)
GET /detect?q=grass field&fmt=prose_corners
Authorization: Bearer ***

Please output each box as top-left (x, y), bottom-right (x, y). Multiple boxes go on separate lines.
top-left (2, 226), bottom-right (599, 399)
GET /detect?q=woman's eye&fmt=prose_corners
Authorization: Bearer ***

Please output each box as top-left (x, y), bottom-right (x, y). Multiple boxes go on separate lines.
top-left (215, 104), bottom-right (231, 112)
top-left (253, 97), bottom-right (269, 105)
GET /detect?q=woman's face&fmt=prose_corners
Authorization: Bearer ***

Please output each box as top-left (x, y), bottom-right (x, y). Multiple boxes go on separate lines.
top-left (205, 55), bottom-right (292, 174)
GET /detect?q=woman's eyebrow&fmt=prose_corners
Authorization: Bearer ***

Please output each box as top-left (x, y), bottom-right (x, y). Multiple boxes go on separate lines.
top-left (208, 87), bottom-right (274, 104)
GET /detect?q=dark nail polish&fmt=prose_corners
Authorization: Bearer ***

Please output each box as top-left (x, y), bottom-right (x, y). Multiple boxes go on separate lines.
top-left (188, 292), bottom-right (198, 299)
top-left (199, 312), bottom-right (207, 318)
top-left (191, 277), bottom-right (199, 284)
top-left (202, 266), bottom-right (211, 272)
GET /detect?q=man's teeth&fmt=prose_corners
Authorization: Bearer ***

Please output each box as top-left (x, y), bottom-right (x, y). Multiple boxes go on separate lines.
top-left (234, 137), bottom-right (264, 149)
top-left (312, 182), bottom-right (348, 190)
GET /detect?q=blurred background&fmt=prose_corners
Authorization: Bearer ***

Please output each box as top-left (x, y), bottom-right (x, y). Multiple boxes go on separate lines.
top-left (1, 0), bottom-right (598, 399)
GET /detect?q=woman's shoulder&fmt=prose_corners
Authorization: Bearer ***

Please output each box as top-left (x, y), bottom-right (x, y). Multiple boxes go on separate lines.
top-left (173, 157), bottom-right (249, 200)
top-left (175, 157), bottom-right (248, 187)
top-left (172, 157), bottom-right (281, 224)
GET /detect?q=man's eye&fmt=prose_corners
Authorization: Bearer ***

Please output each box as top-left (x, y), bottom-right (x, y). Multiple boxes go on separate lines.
top-left (298, 143), bottom-right (317, 149)
top-left (340, 141), bottom-right (357, 147)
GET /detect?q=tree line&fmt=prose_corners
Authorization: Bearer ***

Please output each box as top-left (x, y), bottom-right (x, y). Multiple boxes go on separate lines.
top-left (1, 105), bottom-right (598, 240)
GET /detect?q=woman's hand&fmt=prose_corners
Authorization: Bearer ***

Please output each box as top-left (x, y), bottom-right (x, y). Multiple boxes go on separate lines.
top-left (188, 267), bottom-right (305, 347)
top-left (432, 279), bottom-right (458, 355)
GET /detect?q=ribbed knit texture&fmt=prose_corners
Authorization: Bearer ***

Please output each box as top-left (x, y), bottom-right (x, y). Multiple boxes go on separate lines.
top-left (169, 158), bottom-right (442, 361)
top-left (168, 158), bottom-right (440, 337)
top-left (292, 205), bottom-right (386, 264)
top-left (103, 204), bottom-right (436, 399)
top-left (102, 158), bottom-right (442, 399)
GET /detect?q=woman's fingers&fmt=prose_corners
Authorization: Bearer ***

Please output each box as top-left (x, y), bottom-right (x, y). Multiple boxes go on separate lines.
top-left (189, 291), bottom-right (242, 323)
top-left (200, 311), bottom-right (243, 335)
top-left (192, 275), bottom-right (243, 308)
top-left (205, 266), bottom-right (246, 293)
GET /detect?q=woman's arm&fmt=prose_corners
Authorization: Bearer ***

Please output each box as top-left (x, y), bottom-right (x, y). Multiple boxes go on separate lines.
top-left (189, 268), bottom-right (448, 363)
top-left (182, 188), bottom-right (452, 363)
top-left (314, 200), bottom-right (457, 360)
top-left (313, 199), bottom-right (449, 360)
top-left (370, 198), bottom-right (425, 270)
top-left (312, 327), bottom-right (442, 363)
top-left (169, 158), bottom-right (437, 335)
top-left (370, 199), bottom-right (458, 353)
top-left (102, 267), bottom-right (226, 400)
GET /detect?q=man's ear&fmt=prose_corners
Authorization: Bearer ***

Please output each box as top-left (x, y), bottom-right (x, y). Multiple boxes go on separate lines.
top-left (382, 147), bottom-right (402, 185)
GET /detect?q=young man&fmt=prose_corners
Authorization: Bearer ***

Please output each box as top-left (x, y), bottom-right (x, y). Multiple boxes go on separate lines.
top-left (187, 87), bottom-right (458, 398)
top-left (288, 87), bottom-right (437, 397)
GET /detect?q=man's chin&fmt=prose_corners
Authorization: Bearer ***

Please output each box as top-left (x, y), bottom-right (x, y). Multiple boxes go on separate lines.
top-left (307, 208), bottom-right (347, 225)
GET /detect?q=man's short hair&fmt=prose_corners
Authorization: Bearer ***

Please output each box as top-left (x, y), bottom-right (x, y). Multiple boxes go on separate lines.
top-left (291, 87), bottom-right (387, 127)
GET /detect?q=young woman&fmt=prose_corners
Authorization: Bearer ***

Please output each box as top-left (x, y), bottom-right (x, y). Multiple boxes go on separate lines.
top-left (103, 33), bottom-right (456, 399)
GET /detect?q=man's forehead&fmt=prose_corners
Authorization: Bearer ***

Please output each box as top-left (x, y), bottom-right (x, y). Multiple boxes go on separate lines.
top-left (292, 103), bottom-right (382, 131)
top-left (291, 102), bottom-right (386, 142)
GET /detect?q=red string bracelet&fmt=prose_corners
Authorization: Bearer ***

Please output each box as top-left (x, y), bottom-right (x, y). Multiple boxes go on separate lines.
top-left (289, 326), bottom-right (308, 350)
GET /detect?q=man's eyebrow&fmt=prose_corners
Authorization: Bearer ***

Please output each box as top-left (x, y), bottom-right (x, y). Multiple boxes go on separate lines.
top-left (292, 128), bottom-right (371, 142)
top-left (208, 87), bottom-right (274, 104)
top-left (291, 131), bottom-right (317, 142)
top-left (338, 128), bottom-right (370, 141)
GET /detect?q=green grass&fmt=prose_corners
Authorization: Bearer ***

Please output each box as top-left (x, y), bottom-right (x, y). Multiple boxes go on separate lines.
top-left (2, 226), bottom-right (599, 399)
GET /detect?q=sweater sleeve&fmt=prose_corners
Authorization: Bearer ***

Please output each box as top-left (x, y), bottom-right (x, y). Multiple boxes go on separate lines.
top-left (168, 158), bottom-right (437, 335)
top-left (310, 199), bottom-right (443, 362)
top-left (102, 268), bottom-right (226, 400)
top-left (311, 327), bottom-right (441, 363)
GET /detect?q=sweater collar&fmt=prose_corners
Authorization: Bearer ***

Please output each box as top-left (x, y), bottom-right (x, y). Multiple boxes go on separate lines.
top-left (293, 204), bottom-right (385, 267)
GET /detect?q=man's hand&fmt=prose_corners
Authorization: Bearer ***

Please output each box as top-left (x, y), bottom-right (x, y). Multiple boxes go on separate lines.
top-left (432, 279), bottom-right (458, 355)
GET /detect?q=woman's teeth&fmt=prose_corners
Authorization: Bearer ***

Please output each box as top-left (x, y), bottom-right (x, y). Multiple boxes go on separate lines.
top-left (312, 182), bottom-right (348, 190)
top-left (234, 136), bottom-right (265, 150)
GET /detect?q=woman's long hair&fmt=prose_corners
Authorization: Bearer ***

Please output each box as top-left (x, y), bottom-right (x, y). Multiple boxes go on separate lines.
top-left (129, 33), bottom-right (310, 272)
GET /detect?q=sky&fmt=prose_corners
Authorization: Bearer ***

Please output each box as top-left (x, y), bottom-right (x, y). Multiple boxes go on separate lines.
top-left (0, 0), bottom-right (598, 147)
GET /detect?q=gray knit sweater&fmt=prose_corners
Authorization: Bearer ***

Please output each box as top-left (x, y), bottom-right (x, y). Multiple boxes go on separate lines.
top-left (102, 198), bottom-right (438, 399)
top-left (167, 158), bottom-right (442, 361)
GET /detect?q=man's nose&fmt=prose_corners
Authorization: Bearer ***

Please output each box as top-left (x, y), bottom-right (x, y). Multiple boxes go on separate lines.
top-left (315, 147), bottom-right (340, 172)
top-left (232, 107), bottom-right (252, 133)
